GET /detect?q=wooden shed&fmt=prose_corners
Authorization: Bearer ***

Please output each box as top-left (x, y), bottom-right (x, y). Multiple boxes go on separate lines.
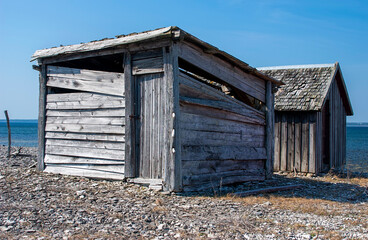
top-left (258, 63), bottom-right (353, 174)
top-left (32, 26), bottom-right (281, 192)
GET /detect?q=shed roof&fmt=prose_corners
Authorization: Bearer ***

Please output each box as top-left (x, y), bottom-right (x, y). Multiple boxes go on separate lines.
top-left (31, 26), bottom-right (281, 85)
top-left (258, 63), bottom-right (353, 115)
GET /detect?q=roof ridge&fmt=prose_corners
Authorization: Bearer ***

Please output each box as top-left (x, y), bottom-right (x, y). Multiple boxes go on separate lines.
top-left (257, 63), bottom-right (335, 71)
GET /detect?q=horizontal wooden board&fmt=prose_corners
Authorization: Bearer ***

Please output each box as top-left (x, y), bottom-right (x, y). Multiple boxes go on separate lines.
top-left (181, 102), bottom-right (265, 126)
top-left (46, 163), bottom-right (125, 173)
top-left (45, 145), bottom-right (125, 160)
top-left (181, 145), bottom-right (267, 161)
top-left (179, 83), bottom-right (221, 101)
top-left (46, 116), bottom-right (125, 125)
top-left (47, 92), bottom-right (124, 102)
top-left (180, 112), bottom-right (265, 136)
top-left (47, 76), bottom-right (124, 97)
top-left (45, 139), bottom-right (125, 150)
top-left (45, 123), bottom-right (125, 134)
top-left (45, 132), bottom-right (125, 142)
top-left (182, 159), bottom-right (264, 176)
top-left (45, 154), bottom-right (125, 165)
top-left (46, 99), bottom-right (125, 110)
top-left (132, 56), bottom-right (164, 75)
top-left (132, 48), bottom-right (163, 61)
top-left (47, 66), bottom-right (124, 82)
top-left (46, 108), bottom-right (125, 117)
top-left (44, 165), bottom-right (125, 180)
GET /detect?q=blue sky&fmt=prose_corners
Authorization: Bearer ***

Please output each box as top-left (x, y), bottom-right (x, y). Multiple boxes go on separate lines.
top-left (0, 0), bottom-right (367, 121)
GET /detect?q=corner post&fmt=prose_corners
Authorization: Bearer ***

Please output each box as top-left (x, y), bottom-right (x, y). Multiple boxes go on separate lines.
top-left (37, 64), bottom-right (47, 171)
top-left (265, 81), bottom-right (275, 178)
top-left (124, 52), bottom-right (136, 178)
top-left (163, 43), bottom-right (182, 192)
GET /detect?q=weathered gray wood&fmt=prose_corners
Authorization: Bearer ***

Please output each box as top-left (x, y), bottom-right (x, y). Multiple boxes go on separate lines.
top-left (45, 145), bottom-right (124, 161)
top-left (265, 81), bottom-right (274, 178)
top-left (182, 159), bottom-right (264, 176)
top-left (181, 145), bottom-right (266, 161)
top-left (45, 132), bottom-right (125, 142)
top-left (46, 99), bottom-right (125, 110)
top-left (123, 52), bottom-right (135, 178)
top-left (231, 184), bottom-right (303, 197)
top-left (294, 115), bottom-right (301, 172)
top-left (128, 178), bottom-right (162, 185)
top-left (45, 123), bottom-right (125, 134)
top-left (37, 65), bottom-right (47, 171)
top-left (45, 139), bottom-right (125, 150)
top-left (274, 115), bottom-right (281, 171)
top-left (179, 72), bottom-right (265, 117)
top-left (309, 118), bottom-right (316, 173)
top-left (44, 154), bottom-right (125, 164)
top-left (46, 163), bottom-right (124, 172)
top-left (178, 42), bottom-right (266, 102)
top-left (47, 66), bottom-right (124, 83)
top-left (287, 116), bottom-right (295, 171)
top-left (280, 114), bottom-right (288, 171)
top-left (46, 108), bottom-right (125, 117)
top-left (44, 165), bottom-right (125, 180)
top-left (301, 115), bottom-right (309, 172)
top-left (46, 116), bottom-right (125, 125)
top-left (179, 83), bottom-right (220, 101)
top-left (132, 56), bottom-right (164, 75)
top-left (4, 110), bottom-right (11, 159)
top-left (47, 92), bottom-right (123, 102)
top-left (47, 76), bottom-right (124, 97)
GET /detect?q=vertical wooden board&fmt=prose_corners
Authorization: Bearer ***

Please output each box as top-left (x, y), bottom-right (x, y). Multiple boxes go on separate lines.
top-left (280, 114), bottom-right (288, 171)
top-left (287, 115), bottom-right (295, 171)
top-left (265, 81), bottom-right (274, 178)
top-left (309, 115), bottom-right (316, 173)
top-left (301, 114), bottom-right (309, 173)
top-left (294, 114), bottom-right (301, 173)
top-left (274, 115), bottom-right (281, 172)
top-left (38, 65), bottom-right (47, 171)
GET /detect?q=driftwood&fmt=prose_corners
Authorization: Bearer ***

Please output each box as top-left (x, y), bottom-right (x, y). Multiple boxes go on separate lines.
top-left (231, 184), bottom-right (304, 197)
top-left (4, 110), bottom-right (11, 159)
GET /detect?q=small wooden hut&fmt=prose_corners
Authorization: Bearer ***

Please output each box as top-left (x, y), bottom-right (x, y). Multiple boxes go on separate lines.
top-left (32, 26), bottom-right (282, 192)
top-left (258, 63), bottom-right (353, 174)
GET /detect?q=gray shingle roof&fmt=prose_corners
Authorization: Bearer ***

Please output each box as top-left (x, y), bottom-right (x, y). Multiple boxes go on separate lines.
top-left (258, 63), bottom-right (336, 111)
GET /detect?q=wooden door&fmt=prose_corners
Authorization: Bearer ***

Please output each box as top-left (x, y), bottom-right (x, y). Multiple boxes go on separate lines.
top-left (135, 73), bottom-right (165, 179)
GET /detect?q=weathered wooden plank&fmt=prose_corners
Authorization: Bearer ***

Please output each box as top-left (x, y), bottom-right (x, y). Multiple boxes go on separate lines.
top-left (180, 96), bottom-right (265, 125)
top-left (44, 165), bottom-right (125, 180)
top-left (179, 72), bottom-right (265, 117)
top-left (47, 66), bottom-right (124, 82)
top-left (123, 52), bottom-right (135, 178)
top-left (46, 116), bottom-right (125, 125)
top-left (182, 159), bottom-right (264, 176)
top-left (274, 115), bottom-right (281, 172)
top-left (179, 83), bottom-right (221, 101)
top-left (265, 81), bottom-right (274, 178)
top-left (46, 108), bottom-right (125, 117)
top-left (181, 145), bottom-right (266, 161)
top-left (178, 43), bottom-right (266, 102)
top-left (45, 132), bottom-right (125, 142)
top-left (287, 115), bottom-right (295, 171)
top-left (47, 92), bottom-right (124, 102)
top-left (45, 139), bottom-right (125, 150)
top-left (280, 114), bottom-right (288, 171)
top-left (132, 56), bottom-right (164, 75)
top-left (46, 163), bottom-right (124, 172)
top-left (128, 178), bottom-right (163, 185)
top-left (45, 145), bottom-right (124, 161)
top-left (47, 76), bottom-right (124, 97)
top-left (182, 129), bottom-right (264, 147)
top-left (180, 112), bottom-right (265, 136)
top-left (294, 115), bottom-right (302, 172)
top-left (132, 48), bottom-right (163, 61)
top-left (46, 99), bottom-right (125, 110)
top-left (301, 115), bottom-right (309, 173)
top-left (45, 123), bottom-right (125, 134)
top-left (309, 117), bottom-right (316, 173)
top-left (183, 169), bottom-right (265, 187)
top-left (37, 65), bottom-right (47, 171)
top-left (181, 102), bottom-right (265, 126)
top-left (45, 154), bottom-right (125, 164)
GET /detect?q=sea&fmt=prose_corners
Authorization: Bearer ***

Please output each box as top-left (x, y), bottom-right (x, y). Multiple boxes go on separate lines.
top-left (0, 120), bottom-right (367, 173)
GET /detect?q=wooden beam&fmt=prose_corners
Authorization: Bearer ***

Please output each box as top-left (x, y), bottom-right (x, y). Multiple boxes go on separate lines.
top-left (265, 81), bottom-right (274, 178)
top-left (123, 52), bottom-right (135, 178)
top-left (37, 65), bottom-right (47, 171)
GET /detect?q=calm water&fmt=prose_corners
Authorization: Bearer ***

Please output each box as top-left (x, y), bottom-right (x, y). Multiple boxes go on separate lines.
top-left (1, 120), bottom-right (367, 172)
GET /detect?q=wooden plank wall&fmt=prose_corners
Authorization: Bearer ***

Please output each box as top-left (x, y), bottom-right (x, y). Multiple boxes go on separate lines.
top-left (43, 66), bottom-right (126, 180)
top-left (179, 72), bottom-right (267, 191)
top-left (326, 78), bottom-right (347, 170)
top-left (274, 111), bottom-right (318, 174)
